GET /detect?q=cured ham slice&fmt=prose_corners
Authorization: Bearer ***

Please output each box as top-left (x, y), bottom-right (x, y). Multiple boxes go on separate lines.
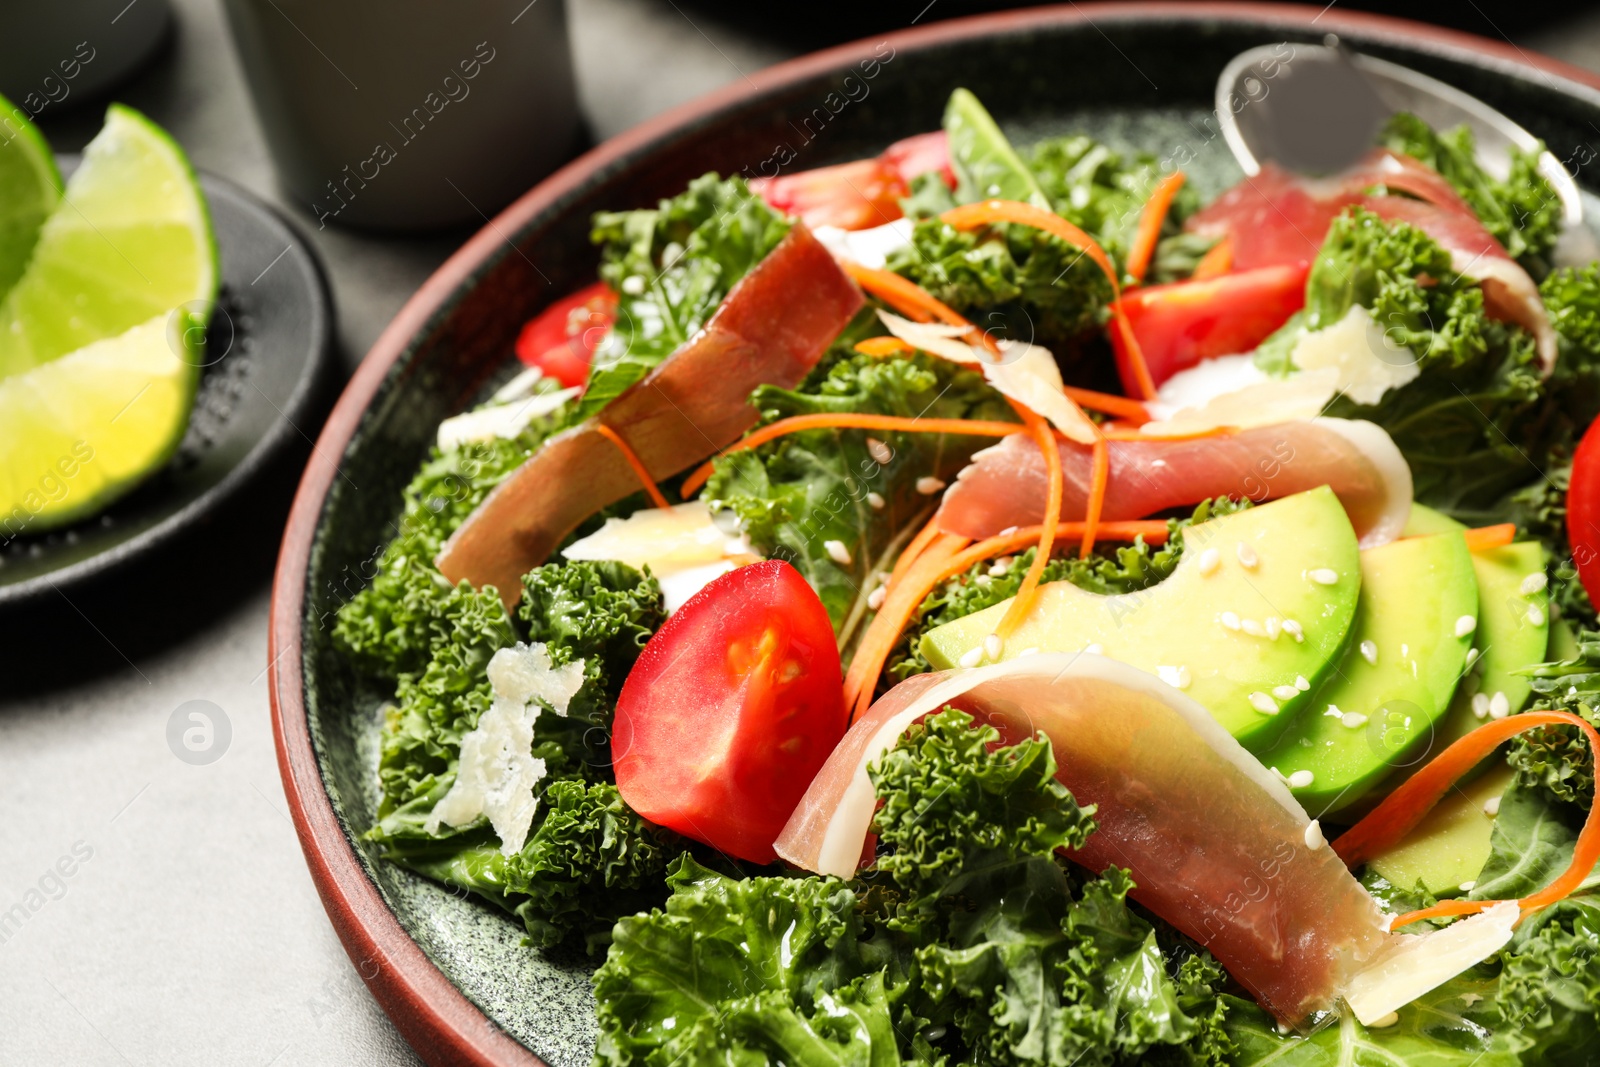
top-left (935, 416), bottom-right (1412, 549)
top-left (1186, 150), bottom-right (1555, 373)
top-left (773, 654), bottom-right (1392, 1025)
top-left (436, 223), bottom-right (863, 606)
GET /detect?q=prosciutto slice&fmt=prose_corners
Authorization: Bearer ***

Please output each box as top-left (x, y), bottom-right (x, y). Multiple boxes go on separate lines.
top-left (773, 654), bottom-right (1392, 1025)
top-left (935, 416), bottom-right (1412, 549)
top-left (1186, 150), bottom-right (1555, 373)
top-left (437, 223), bottom-right (863, 605)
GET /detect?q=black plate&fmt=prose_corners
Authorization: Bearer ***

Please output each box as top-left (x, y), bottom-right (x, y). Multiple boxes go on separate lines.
top-left (0, 166), bottom-right (333, 613)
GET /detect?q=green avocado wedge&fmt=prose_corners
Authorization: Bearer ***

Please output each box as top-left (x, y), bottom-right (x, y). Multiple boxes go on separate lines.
top-left (1401, 505), bottom-right (1550, 758)
top-left (1367, 763), bottom-right (1513, 896)
top-left (919, 487), bottom-right (1362, 751)
top-left (1260, 531), bottom-right (1477, 818)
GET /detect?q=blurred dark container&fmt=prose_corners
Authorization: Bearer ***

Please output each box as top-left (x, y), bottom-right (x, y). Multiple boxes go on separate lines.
top-left (0, 0), bottom-right (172, 114)
top-left (220, 0), bottom-right (582, 232)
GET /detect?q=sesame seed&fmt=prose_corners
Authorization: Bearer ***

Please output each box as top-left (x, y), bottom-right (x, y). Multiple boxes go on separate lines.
top-left (1265, 617), bottom-right (1282, 640)
top-left (1242, 618), bottom-right (1266, 637)
top-left (1236, 542), bottom-right (1259, 569)
top-left (1272, 684), bottom-right (1299, 700)
top-left (1308, 568), bottom-right (1339, 586)
top-left (1295, 675), bottom-right (1310, 691)
top-left (1369, 1012), bottom-right (1399, 1029)
top-left (1484, 796), bottom-right (1501, 816)
top-left (1249, 691), bottom-right (1279, 714)
top-left (1472, 693), bottom-right (1491, 720)
top-left (984, 633), bottom-right (1003, 661)
top-left (975, 574), bottom-right (992, 587)
top-left (620, 274), bottom-right (646, 295)
top-left (999, 525), bottom-right (1019, 537)
top-left (1197, 548), bottom-right (1220, 575)
top-left (1489, 691), bottom-right (1510, 719)
top-left (866, 438), bottom-right (893, 465)
top-left (1527, 605), bottom-right (1547, 627)
top-left (1522, 572), bottom-right (1548, 595)
top-left (1304, 820), bottom-right (1326, 850)
top-left (1359, 640), bottom-right (1378, 666)
top-left (1454, 615), bottom-right (1477, 638)
top-left (1084, 643), bottom-right (1104, 655)
top-left (1341, 712), bottom-right (1368, 728)
top-left (1459, 881), bottom-right (1476, 892)
top-left (989, 559), bottom-right (1011, 577)
top-left (1287, 769), bottom-right (1314, 789)
top-left (1220, 611), bottom-right (1242, 631)
top-left (1324, 704), bottom-right (1344, 718)
top-left (866, 491), bottom-right (886, 510)
top-left (958, 647), bottom-right (983, 669)
top-left (1465, 647), bottom-right (1479, 668)
top-left (867, 587), bottom-right (887, 610)
top-left (824, 540), bottom-right (852, 566)
top-left (1157, 665), bottom-right (1192, 690)
top-left (916, 475), bottom-right (947, 495)
top-left (1282, 619), bottom-right (1304, 642)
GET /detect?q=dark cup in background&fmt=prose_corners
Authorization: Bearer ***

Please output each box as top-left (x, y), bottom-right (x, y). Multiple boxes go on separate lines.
top-left (220, 0), bottom-right (581, 232)
top-left (0, 0), bottom-right (173, 117)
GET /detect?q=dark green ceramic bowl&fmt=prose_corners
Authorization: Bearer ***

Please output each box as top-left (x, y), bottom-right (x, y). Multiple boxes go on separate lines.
top-left (268, 5), bottom-right (1600, 1064)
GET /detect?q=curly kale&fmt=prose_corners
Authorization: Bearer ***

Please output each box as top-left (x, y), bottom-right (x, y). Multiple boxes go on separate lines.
top-left (1498, 895), bottom-right (1600, 1063)
top-left (583, 173), bottom-right (790, 419)
top-left (1379, 111), bottom-right (1563, 269)
top-left (508, 781), bottom-right (681, 955)
top-left (889, 497), bottom-right (1250, 681)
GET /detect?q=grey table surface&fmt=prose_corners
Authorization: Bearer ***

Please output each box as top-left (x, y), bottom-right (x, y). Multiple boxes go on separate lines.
top-left (0, 2), bottom-right (1593, 1064)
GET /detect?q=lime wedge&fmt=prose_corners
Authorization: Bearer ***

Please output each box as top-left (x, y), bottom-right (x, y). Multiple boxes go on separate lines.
top-left (0, 312), bottom-right (202, 533)
top-left (0, 95), bottom-right (63, 297)
top-left (0, 103), bottom-right (217, 380)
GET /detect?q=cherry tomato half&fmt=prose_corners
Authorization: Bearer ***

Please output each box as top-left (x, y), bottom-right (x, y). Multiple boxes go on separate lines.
top-left (1569, 416), bottom-right (1600, 606)
top-left (1113, 262), bottom-right (1309, 394)
top-left (612, 561), bottom-right (847, 863)
top-left (882, 130), bottom-right (956, 188)
top-left (514, 281), bottom-right (616, 387)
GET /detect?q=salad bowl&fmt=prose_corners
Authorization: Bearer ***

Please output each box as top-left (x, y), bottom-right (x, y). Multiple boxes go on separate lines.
top-left (269, 5), bottom-right (1600, 1065)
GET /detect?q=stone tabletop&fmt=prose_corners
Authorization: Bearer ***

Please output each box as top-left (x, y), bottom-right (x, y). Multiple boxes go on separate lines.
top-left (0, 2), bottom-right (1593, 1064)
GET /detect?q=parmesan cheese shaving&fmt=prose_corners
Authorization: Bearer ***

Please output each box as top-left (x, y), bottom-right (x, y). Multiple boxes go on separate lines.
top-left (1343, 901), bottom-right (1519, 1025)
top-left (436, 381), bottom-right (582, 450)
top-left (1289, 305), bottom-right (1421, 405)
top-left (425, 643), bottom-right (587, 855)
top-left (562, 500), bottom-right (762, 613)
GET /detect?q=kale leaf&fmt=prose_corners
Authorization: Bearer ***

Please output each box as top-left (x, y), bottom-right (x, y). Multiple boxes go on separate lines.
top-left (1379, 111), bottom-right (1562, 268)
top-left (583, 173), bottom-right (790, 419)
top-left (1498, 895), bottom-right (1600, 1063)
top-left (703, 332), bottom-right (1014, 643)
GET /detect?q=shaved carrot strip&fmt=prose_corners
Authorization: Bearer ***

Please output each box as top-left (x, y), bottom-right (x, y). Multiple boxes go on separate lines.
top-left (1463, 523), bottom-right (1517, 552)
top-left (844, 531), bottom-right (970, 720)
top-left (940, 199), bottom-right (1156, 401)
top-left (1332, 710), bottom-right (1600, 929)
top-left (1191, 236), bottom-right (1233, 280)
top-left (854, 336), bottom-right (914, 357)
top-left (677, 414), bottom-right (1025, 498)
top-left (1125, 171), bottom-right (1187, 284)
top-left (1101, 424), bottom-right (1240, 442)
top-left (1079, 435), bottom-right (1110, 559)
top-left (996, 410), bottom-right (1063, 642)
top-left (888, 512), bottom-right (945, 591)
top-left (1063, 385), bottom-right (1149, 424)
top-left (595, 424), bottom-right (671, 510)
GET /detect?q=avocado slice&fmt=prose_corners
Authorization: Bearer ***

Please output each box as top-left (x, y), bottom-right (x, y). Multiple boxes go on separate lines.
top-left (1259, 532), bottom-right (1477, 817)
top-left (1401, 505), bottom-right (1550, 758)
top-left (919, 487), bottom-right (1361, 751)
top-left (1366, 762), bottom-right (1514, 896)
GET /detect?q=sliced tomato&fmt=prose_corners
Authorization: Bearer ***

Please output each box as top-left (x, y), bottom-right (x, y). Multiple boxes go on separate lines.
top-left (750, 157), bottom-right (909, 232)
top-left (882, 130), bottom-right (955, 188)
top-left (1112, 262), bottom-right (1309, 393)
top-left (1570, 417), bottom-right (1600, 605)
top-left (612, 560), bottom-right (847, 863)
top-left (514, 281), bottom-right (616, 387)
